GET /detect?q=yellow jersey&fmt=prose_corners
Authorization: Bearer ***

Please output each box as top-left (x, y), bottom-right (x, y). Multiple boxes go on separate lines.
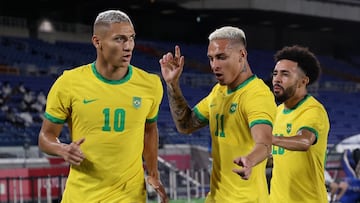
top-left (195, 75), bottom-right (277, 203)
top-left (270, 95), bottom-right (330, 203)
top-left (44, 63), bottom-right (163, 202)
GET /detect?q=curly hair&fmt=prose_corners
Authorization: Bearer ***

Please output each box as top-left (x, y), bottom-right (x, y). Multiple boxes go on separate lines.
top-left (274, 45), bottom-right (321, 85)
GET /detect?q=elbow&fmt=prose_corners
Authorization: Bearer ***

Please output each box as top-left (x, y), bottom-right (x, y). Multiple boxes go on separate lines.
top-left (38, 133), bottom-right (45, 150)
top-left (298, 142), bottom-right (312, 151)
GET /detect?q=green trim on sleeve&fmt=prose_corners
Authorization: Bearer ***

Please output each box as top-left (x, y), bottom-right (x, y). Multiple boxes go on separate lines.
top-left (44, 112), bottom-right (67, 124)
top-left (249, 119), bottom-right (273, 128)
top-left (299, 126), bottom-right (319, 145)
top-left (146, 114), bottom-right (158, 123)
top-left (193, 107), bottom-right (209, 124)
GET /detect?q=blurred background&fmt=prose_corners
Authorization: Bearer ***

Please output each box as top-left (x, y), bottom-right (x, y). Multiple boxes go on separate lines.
top-left (0, 0), bottom-right (360, 202)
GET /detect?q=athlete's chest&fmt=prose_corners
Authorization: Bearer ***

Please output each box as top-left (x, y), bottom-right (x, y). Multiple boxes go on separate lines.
top-left (69, 82), bottom-right (154, 124)
top-left (209, 91), bottom-right (243, 114)
top-left (273, 111), bottom-right (303, 136)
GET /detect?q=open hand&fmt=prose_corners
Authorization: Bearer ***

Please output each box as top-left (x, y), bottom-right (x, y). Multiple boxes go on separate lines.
top-left (147, 176), bottom-right (169, 203)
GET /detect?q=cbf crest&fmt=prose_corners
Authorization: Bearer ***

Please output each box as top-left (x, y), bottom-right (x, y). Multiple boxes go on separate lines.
top-left (133, 97), bottom-right (141, 109)
top-left (286, 123), bottom-right (292, 134)
top-left (229, 103), bottom-right (237, 114)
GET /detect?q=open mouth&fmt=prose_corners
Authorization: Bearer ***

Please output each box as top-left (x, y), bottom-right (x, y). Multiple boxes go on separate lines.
top-left (215, 73), bottom-right (223, 79)
top-left (122, 54), bottom-right (132, 61)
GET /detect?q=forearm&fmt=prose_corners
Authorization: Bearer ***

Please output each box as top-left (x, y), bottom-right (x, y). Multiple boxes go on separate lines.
top-left (246, 142), bottom-right (272, 167)
top-left (166, 83), bottom-right (195, 134)
top-left (143, 127), bottom-right (160, 179)
top-left (247, 124), bottom-right (272, 166)
top-left (38, 120), bottom-right (66, 157)
top-left (272, 135), bottom-right (312, 151)
top-left (39, 131), bottom-right (66, 156)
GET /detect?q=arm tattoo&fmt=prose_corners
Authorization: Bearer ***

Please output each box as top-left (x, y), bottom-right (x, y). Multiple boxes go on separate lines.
top-left (167, 84), bottom-right (205, 133)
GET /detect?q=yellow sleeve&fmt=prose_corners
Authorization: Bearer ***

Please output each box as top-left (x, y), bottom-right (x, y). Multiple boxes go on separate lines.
top-left (244, 87), bottom-right (276, 128)
top-left (44, 71), bottom-right (72, 123)
top-left (146, 74), bottom-right (163, 122)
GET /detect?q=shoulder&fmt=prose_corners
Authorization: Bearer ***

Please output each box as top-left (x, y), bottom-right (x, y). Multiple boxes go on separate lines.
top-left (131, 65), bottom-right (161, 81)
top-left (251, 77), bottom-right (272, 91)
top-left (244, 77), bottom-right (275, 102)
top-left (50, 64), bottom-right (91, 88)
top-left (304, 95), bottom-right (328, 113)
top-left (60, 63), bottom-right (92, 78)
top-left (209, 83), bottom-right (226, 96)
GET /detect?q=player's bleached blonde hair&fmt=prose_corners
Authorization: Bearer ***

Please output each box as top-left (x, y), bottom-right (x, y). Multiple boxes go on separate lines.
top-left (208, 26), bottom-right (246, 47)
top-left (93, 10), bottom-right (133, 32)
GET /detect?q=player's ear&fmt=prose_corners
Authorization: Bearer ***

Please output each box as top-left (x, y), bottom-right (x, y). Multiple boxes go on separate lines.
top-left (92, 35), bottom-right (101, 48)
top-left (299, 76), bottom-right (309, 88)
top-left (240, 48), bottom-right (247, 58)
top-left (238, 48), bottom-right (247, 63)
top-left (303, 76), bottom-right (309, 85)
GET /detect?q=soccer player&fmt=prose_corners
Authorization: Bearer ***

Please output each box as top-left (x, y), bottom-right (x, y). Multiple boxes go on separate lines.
top-left (269, 45), bottom-right (330, 202)
top-left (159, 26), bottom-right (277, 202)
top-left (38, 10), bottom-right (168, 203)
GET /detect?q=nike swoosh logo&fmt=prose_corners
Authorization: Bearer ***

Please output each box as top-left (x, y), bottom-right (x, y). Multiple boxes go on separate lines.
top-left (83, 99), bottom-right (98, 104)
top-left (210, 104), bottom-right (216, 107)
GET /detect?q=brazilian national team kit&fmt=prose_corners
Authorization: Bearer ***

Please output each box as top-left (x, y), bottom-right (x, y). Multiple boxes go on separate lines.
top-left (270, 94), bottom-right (329, 203)
top-left (44, 63), bottom-right (163, 202)
top-left (195, 75), bottom-right (277, 203)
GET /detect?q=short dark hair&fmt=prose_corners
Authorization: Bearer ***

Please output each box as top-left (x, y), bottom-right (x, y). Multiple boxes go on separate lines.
top-left (274, 45), bottom-right (321, 85)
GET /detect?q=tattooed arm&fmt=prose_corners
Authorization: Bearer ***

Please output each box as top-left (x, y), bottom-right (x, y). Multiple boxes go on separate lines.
top-left (166, 82), bottom-right (207, 134)
top-left (160, 45), bottom-right (207, 134)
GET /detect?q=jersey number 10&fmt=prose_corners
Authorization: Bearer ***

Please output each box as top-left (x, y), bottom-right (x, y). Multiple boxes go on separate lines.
top-left (102, 108), bottom-right (125, 132)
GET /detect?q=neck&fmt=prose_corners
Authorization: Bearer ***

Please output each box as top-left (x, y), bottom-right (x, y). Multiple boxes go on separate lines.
top-left (284, 89), bottom-right (308, 109)
top-left (95, 61), bottom-right (129, 80)
top-left (229, 62), bottom-right (253, 90)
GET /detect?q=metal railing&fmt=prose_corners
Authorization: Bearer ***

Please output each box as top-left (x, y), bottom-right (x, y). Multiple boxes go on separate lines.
top-left (0, 175), bottom-right (66, 203)
top-left (0, 157), bottom-right (210, 203)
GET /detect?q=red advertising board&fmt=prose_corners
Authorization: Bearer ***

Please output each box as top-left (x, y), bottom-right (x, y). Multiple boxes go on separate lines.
top-left (0, 166), bottom-right (69, 201)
